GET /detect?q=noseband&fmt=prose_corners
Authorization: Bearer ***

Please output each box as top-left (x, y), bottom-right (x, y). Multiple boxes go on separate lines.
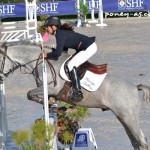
top-left (0, 46), bottom-right (20, 77)
top-left (0, 46), bottom-right (7, 74)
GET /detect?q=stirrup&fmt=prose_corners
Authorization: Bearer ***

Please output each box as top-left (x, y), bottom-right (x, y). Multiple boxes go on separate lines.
top-left (68, 90), bottom-right (83, 102)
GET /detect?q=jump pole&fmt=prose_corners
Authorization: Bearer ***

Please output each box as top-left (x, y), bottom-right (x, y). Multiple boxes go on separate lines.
top-left (41, 46), bottom-right (49, 126)
top-left (40, 43), bottom-right (57, 149)
top-left (0, 81), bottom-right (7, 149)
top-left (88, 0), bottom-right (98, 23)
top-left (76, 0), bottom-right (82, 27)
top-left (96, 0), bottom-right (107, 27)
top-left (148, 10), bottom-right (150, 17)
top-left (34, 26), bottom-right (49, 126)
top-left (25, 0), bottom-right (37, 38)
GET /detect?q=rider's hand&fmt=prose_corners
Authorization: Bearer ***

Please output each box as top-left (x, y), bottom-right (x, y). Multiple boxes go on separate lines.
top-left (47, 52), bottom-right (58, 61)
top-left (42, 51), bottom-right (47, 58)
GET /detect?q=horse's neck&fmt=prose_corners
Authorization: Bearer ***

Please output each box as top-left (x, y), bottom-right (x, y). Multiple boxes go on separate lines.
top-left (8, 45), bottom-right (41, 65)
top-left (2, 45), bottom-right (41, 75)
top-left (5, 44), bottom-right (70, 79)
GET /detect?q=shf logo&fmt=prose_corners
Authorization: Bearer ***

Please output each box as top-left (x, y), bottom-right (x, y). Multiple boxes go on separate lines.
top-left (118, 0), bottom-right (144, 9)
top-left (118, 0), bottom-right (126, 8)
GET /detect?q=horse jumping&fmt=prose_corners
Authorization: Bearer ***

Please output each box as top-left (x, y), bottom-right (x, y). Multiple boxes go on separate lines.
top-left (0, 41), bottom-right (150, 150)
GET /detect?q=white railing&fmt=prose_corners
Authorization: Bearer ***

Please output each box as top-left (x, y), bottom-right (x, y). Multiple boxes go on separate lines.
top-left (0, 82), bottom-right (7, 150)
top-left (1, 21), bottom-right (27, 42)
top-left (76, 0), bottom-right (107, 27)
top-left (95, 0), bottom-right (107, 27)
top-left (25, 0), bottom-right (37, 39)
top-left (0, 0), bottom-right (37, 42)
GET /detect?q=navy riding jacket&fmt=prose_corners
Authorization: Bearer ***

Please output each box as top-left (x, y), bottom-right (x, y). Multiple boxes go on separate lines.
top-left (47, 29), bottom-right (95, 60)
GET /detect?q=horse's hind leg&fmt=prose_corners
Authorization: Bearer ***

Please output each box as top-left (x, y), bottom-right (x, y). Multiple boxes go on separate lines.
top-left (116, 111), bottom-right (148, 150)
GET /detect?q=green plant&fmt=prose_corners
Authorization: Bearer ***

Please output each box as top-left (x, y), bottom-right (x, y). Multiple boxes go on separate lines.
top-left (37, 15), bottom-right (47, 35)
top-left (67, 106), bottom-right (90, 122)
top-left (61, 130), bottom-right (74, 145)
top-left (57, 103), bottom-right (90, 145)
top-left (11, 129), bottom-right (30, 150)
top-left (79, 0), bottom-right (88, 22)
top-left (11, 104), bottom-right (90, 149)
top-left (11, 120), bottom-right (55, 150)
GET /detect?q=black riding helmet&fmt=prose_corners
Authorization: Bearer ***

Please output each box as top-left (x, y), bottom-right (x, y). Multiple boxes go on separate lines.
top-left (44, 16), bottom-right (61, 27)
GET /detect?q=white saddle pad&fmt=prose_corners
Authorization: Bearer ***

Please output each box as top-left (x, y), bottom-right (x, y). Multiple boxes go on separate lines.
top-left (59, 58), bottom-right (107, 92)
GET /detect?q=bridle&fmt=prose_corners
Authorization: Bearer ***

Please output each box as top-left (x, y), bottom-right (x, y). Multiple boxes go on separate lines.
top-left (0, 46), bottom-right (57, 87)
top-left (0, 46), bottom-right (21, 77)
top-left (34, 53), bottom-right (57, 86)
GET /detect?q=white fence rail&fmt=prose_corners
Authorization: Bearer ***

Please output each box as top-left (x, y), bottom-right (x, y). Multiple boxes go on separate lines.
top-left (0, 0), bottom-right (37, 42)
top-left (1, 21), bottom-right (27, 42)
top-left (0, 82), bottom-right (7, 150)
top-left (25, 0), bottom-right (37, 39)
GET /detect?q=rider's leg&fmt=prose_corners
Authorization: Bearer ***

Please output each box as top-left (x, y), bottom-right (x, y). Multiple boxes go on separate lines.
top-left (67, 42), bottom-right (97, 101)
top-left (69, 66), bottom-right (83, 101)
top-left (68, 42), bottom-right (97, 70)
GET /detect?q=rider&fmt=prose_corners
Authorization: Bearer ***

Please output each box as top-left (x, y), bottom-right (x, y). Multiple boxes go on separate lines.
top-left (44, 16), bottom-right (97, 102)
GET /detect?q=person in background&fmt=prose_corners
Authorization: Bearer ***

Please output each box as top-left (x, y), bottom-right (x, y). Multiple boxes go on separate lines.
top-left (49, 102), bottom-right (58, 125)
top-left (44, 16), bottom-right (97, 102)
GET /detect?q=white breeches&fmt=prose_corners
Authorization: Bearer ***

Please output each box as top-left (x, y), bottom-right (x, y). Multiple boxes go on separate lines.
top-left (68, 42), bottom-right (97, 71)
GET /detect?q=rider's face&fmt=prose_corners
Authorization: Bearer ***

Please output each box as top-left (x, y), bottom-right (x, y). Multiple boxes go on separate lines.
top-left (47, 26), bottom-right (53, 34)
top-left (46, 25), bottom-right (57, 35)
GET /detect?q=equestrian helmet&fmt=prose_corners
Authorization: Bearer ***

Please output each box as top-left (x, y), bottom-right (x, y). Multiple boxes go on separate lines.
top-left (44, 16), bottom-right (61, 27)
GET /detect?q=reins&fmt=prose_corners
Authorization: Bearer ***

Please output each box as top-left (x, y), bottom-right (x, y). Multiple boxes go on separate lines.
top-left (0, 46), bottom-right (7, 74)
top-left (0, 46), bottom-right (57, 87)
top-left (34, 53), bottom-right (57, 87)
top-left (0, 46), bottom-right (21, 76)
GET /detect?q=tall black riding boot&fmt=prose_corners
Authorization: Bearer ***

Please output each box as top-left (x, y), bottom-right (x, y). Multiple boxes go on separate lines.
top-left (69, 67), bottom-right (83, 102)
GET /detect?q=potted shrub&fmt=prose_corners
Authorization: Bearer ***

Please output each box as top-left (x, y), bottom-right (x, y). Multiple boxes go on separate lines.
top-left (11, 103), bottom-right (90, 150)
top-left (11, 120), bottom-right (54, 150)
top-left (79, 0), bottom-right (88, 26)
top-left (57, 104), bottom-right (90, 148)
top-left (11, 129), bottom-right (30, 150)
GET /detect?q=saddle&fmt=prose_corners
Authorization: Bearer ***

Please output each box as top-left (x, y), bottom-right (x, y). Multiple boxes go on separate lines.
top-left (78, 61), bottom-right (107, 78)
top-left (57, 61), bottom-right (107, 104)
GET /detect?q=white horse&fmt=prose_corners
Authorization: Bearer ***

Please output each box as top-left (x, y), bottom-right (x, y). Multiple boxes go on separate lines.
top-left (0, 41), bottom-right (150, 150)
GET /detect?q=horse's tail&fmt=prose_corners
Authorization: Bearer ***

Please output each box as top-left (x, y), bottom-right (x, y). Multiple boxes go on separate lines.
top-left (137, 84), bottom-right (150, 107)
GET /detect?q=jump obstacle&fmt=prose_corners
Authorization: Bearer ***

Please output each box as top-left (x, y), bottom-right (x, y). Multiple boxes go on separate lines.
top-left (0, 0), bottom-right (98, 149)
top-left (76, 0), bottom-right (107, 27)
top-left (0, 0), bottom-right (37, 149)
top-left (0, 0), bottom-right (37, 42)
top-left (0, 82), bottom-right (7, 150)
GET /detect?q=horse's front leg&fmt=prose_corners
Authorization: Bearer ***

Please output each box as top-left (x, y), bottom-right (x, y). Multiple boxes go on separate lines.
top-left (27, 86), bottom-right (44, 104)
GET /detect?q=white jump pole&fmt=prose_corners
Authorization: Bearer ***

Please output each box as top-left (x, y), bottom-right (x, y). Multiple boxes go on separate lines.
top-left (25, 0), bottom-right (37, 38)
top-left (76, 0), bottom-right (82, 27)
top-left (88, 0), bottom-right (98, 23)
top-left (41, 45), bottom-right (57, 150)
top-left (96, 0), bottom-right (107, 27)
top-left (41, 45), bottom-right (49, 126)
top-left (91, 0), bottom-right (95, 20)
top-left (148, 10), bottom-right (150, 17)
top-left (0, 81), bottom-right (7, 150)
